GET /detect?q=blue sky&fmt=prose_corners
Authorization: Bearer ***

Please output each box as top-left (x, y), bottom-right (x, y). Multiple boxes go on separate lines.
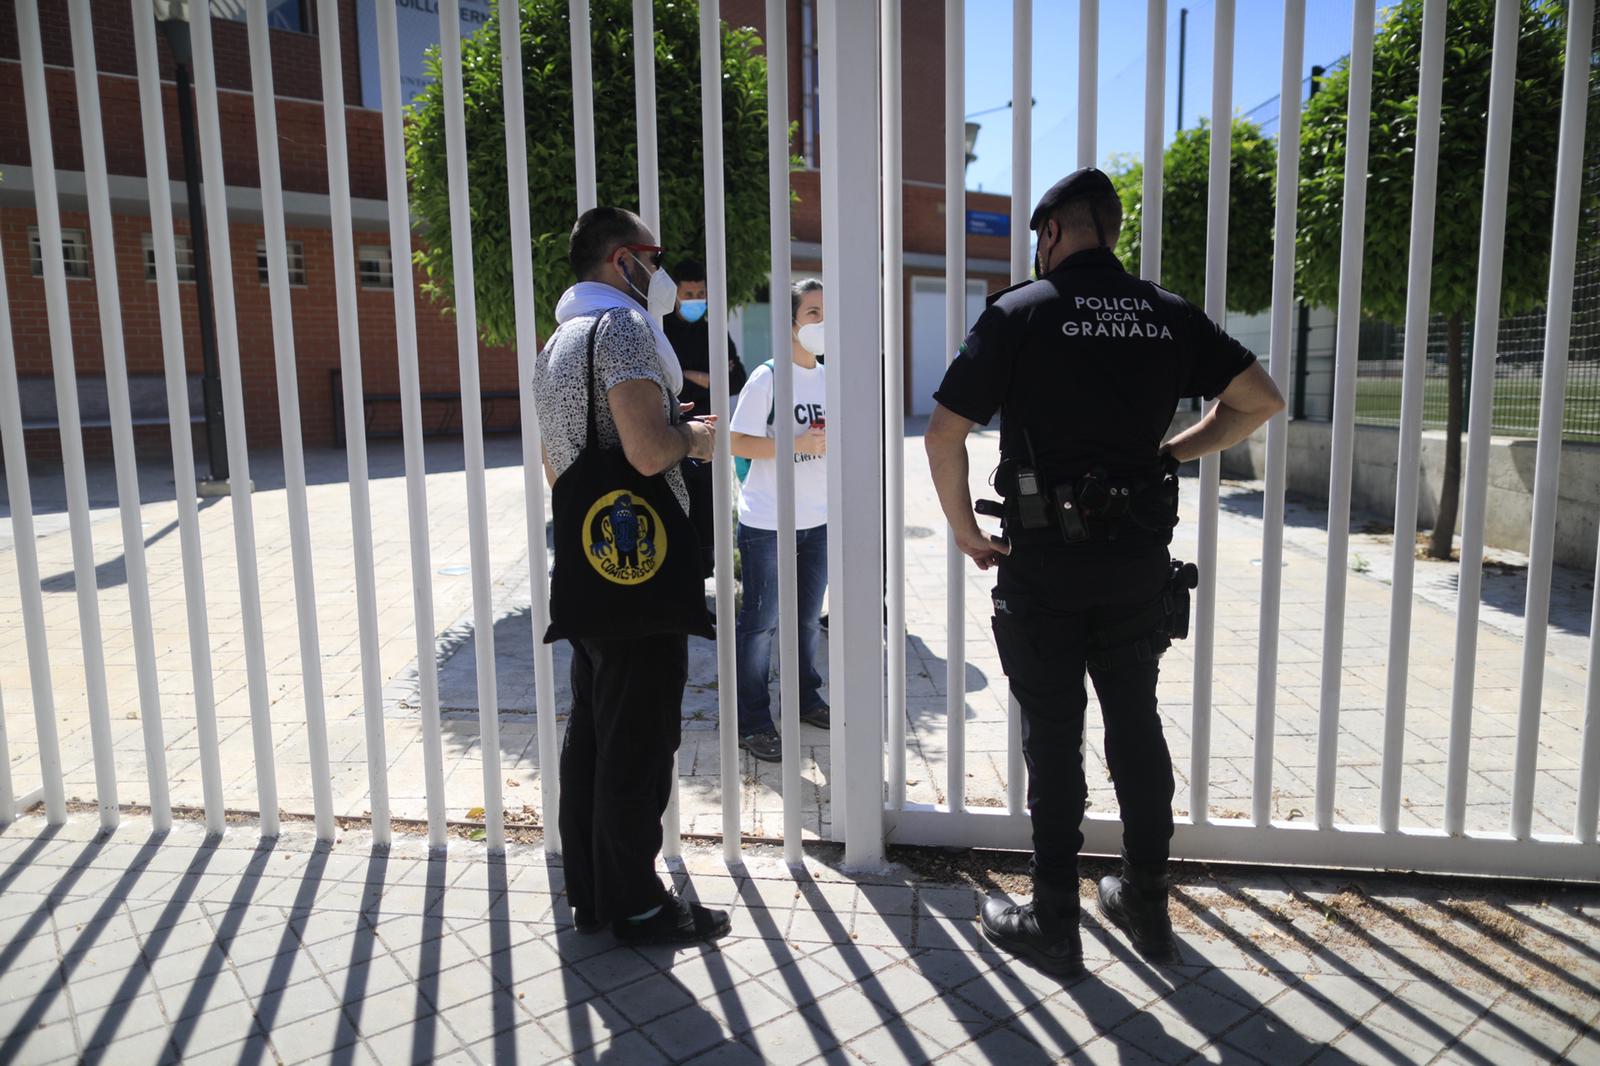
top-left (962, 0), bottom-right (1391, 200)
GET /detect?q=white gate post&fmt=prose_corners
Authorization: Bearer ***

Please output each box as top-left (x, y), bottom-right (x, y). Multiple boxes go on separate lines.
top-left (820, 0), bottom-right (886, 869)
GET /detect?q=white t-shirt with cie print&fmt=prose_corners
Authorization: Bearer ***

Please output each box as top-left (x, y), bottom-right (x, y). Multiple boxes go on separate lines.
top-left (731, 360), bottom-right (828, 531)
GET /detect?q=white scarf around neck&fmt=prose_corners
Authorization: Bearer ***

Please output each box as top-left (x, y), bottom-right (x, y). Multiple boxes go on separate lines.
top-left (553, 281), bottom-right (684, 395)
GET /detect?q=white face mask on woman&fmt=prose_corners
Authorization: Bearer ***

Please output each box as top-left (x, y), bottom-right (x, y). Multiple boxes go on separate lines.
top-left (795, 321), bottom-right (825, 356)
top-left (623, 252), bottom-right (678, 318)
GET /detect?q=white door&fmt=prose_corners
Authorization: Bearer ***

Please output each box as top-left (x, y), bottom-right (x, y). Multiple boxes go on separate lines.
top-left (909, 277), bottom-right (989, 417)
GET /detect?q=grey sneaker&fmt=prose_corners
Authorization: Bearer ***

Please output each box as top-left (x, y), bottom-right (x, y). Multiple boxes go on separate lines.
top-left (739, 728), bottom-right (782, 762)
top-left (800, 704), bottom-right (831, 729)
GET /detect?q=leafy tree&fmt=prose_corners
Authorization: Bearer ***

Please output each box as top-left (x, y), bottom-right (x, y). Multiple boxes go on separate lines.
top-left (405, 0), bottom-right (775, 345)
top-left (1296, 0), bottom-right (1589, 558)
top-left (1109, 118), bottom-right (1278, 315)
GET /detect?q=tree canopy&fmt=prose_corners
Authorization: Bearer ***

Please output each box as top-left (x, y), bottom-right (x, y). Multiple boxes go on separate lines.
top-left (405, 0), bottom-right (775, 346)
top-left (1109, 118), bottom-right (1279, 316)
top-left (1295, 0), bottom-right (1591, 324)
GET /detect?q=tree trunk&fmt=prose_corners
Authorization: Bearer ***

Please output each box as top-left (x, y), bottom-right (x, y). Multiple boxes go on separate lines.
top-left (1429, 312), bottom-right (1465, 559)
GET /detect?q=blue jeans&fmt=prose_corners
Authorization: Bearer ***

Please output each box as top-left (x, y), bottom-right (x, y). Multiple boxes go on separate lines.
top-left (736, 523), bottom-right (828, 735)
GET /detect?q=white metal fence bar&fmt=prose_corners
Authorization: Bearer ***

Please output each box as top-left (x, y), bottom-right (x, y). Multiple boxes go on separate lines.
top-left (1251, 0), bottom-right (1305, 829)
top-left (1381, 0), bottom-right (1446, 834)
top-left (570, 0), bottom-right (598, 215)
top-left (191, 1), bottom-right (279, 834)
top-left (699, 0), bottom-right (741, 863)
top-left (0, 685), bottom-right (12, 822)
top-left (887, 806), bottom-right (1598, 881)
top-left (1315, 0), bottom-right (1375, 831)
top-left (1005, 0), bottom-right (1031, 817)
top-left (1512, 0), bottom-right (1594, 841)
top-left (1140, 0), bottom-right (1163, 286)
top-left (770, 0), bottom-right (801, 859)
top-left (1077, 0), bottom-right (1097, 168)
top-left (498, 0), bottom-right (561, 856)
top-left (630, 0), bottom-right (682, 861)
top-left (883, 0), bottom-right (908, 818)
top-left (130, 0), bottom-right (223, 835)
top-left (67, 0), bottom-right (171, 832)
top-left (1445, 0), bottom-right (1519, 837)
top-left (0, 225), bottom-right (65, 826)
top-left (440, 0), bottom-right (505, 852)
top-left (1581, 550), bottom-right (1600, 842)
top-left (16, 0), bottom-right (120, 830)
top-left (246, 1), bottom-right (336, 843)
top-left (944, 0), bottom-right (967, 815)
top-left (820, 0), bottom-right (885, 868)
top-left (377, 0), bottom-right (448, 848)
top-left (634, 0), bottom-right (661, 238)
top-left (1192, 0), bottom-right (1234, 826)
top-left (317, 0), bottom-right (391, 844)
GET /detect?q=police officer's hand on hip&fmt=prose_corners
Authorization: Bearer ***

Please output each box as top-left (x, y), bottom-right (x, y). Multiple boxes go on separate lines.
top-left (924, 167), bottom-right (1285, 976)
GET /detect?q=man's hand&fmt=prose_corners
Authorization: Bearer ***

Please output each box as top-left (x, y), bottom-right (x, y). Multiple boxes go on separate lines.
top-left (684, 419), bottom-right (716, 461)
top-left (926, 403), bottom-right (1010, 571)
top-left (954, 524), bottom-right (1011, 571)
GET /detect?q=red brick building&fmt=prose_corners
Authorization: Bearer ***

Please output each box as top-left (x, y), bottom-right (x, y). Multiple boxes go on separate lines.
top-left (0, 0), bottom-right (1014, 460)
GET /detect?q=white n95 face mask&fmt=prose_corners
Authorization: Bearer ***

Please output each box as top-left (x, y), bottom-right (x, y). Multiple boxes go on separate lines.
top-left (796, 321), bottom-right (825, 356)
top-left (626, 253), bottom-right (678, 318)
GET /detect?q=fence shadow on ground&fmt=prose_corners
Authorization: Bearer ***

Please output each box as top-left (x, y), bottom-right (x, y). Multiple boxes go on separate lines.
top-left (0, 819), bottom-right (1595, 1063)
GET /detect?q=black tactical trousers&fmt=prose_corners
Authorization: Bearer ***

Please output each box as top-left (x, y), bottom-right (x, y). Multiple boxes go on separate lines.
top-left (990, 545), bottom-right (1176, 894)
top-left (559, 634), bottom-right (687, 923)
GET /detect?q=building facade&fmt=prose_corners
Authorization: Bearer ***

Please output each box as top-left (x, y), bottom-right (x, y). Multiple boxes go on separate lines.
top-left (0, 0), bottom-right (1013, 460)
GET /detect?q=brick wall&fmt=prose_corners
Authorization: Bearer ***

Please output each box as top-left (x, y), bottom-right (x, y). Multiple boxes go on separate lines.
top-left (0, 0), bottom-right (360, 105)
top-left (0, 64), bottom-right (389, 201)
top-left (2, 204), bottom-right (518, 453)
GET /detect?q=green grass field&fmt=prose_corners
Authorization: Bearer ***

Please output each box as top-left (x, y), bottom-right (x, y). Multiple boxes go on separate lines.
top-left (1352, 375), bottom-right (1600, 441)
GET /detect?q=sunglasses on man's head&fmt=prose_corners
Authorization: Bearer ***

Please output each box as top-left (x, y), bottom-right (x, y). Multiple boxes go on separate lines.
top-left (621, 244), bottom-right (665, 268)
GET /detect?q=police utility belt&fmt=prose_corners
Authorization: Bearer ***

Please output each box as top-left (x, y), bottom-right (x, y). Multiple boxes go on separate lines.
top-left (975, 452), bottom-right (1181, 548)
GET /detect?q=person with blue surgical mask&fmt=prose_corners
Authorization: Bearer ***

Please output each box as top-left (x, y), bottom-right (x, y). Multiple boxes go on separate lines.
top-left (663, 258), bottom-right (748, 578)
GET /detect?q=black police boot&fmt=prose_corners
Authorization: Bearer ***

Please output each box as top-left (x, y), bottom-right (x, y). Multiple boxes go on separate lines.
top-left (1097, 857), bottom-right (1180, 964)
top-left (980, 881), bottom-right (1084, 977)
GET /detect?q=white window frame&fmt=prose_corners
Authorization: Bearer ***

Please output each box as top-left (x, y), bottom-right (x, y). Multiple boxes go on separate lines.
top-left (143, 232), bottom-right (197, 282)
top-left (358, 243), bottom-right (394, 290)
top-left (258, 239), bottom-right (307, 286)
top-left (28, 226), bottom-right (91, 280)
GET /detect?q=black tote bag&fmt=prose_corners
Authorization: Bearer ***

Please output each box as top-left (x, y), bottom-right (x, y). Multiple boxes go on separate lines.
top-left (543, 309), bottom-right (715, 644)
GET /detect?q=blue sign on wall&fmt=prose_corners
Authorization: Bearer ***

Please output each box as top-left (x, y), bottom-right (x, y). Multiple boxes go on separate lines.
top-left (966, 210), bottom-right (1011, 238)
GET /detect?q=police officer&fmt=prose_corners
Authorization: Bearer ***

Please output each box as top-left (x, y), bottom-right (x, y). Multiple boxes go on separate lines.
top-left (924, 167), bottom-right (1284, 975)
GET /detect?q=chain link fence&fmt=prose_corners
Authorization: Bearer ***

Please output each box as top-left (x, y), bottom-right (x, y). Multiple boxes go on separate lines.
top-left (1352, 15), bottom-right (1600, 442)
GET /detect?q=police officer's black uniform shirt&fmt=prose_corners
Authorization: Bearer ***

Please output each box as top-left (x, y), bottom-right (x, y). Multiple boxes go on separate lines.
top-left (933, 247), bottom-right (1256, 546)
top-left (663, 312), bottom-right (747, 418)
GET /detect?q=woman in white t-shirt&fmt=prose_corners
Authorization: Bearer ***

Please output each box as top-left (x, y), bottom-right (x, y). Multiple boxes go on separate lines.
top-left (729, 279), bottom-right (828, 762)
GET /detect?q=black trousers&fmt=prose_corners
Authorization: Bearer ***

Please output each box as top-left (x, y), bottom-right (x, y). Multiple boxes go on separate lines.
top-left (684, 459), bottom-right (717, 579)
top-left (559, 634), bottom-right (687, 922)
top-left (990, 545), bottom-right (1176, 894)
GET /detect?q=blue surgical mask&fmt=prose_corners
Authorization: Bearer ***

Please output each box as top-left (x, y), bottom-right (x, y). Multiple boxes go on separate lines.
top-left (679, 299), bottom-right (708, 323)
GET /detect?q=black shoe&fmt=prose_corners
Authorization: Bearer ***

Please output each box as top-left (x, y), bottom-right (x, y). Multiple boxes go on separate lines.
top-left (572, 907), bottom-right (603, 935)
top-left (739, 728), bottom-right (782, 762)
top-left (1097, 860), bottom-right (1180, 964)
top-left (799, 704), bottom-right (831, 729)
top-left (981, 896), bottom-right (1084, 976)
top-left (614, 893), bottom-right (732, 945)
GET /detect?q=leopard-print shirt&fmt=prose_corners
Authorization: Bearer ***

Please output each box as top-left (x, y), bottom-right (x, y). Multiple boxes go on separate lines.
top-left (534, 308), bottom-right (689, 515)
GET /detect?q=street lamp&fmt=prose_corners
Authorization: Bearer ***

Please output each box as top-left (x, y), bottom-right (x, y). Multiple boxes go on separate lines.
top-left (964, 121), bottom-right (979, 170)
top-left (154, 0), bottom-right (230, 492)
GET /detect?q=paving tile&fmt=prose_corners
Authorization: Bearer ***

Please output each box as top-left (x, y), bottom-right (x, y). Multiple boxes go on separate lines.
top-left (359, 1016), bottom-right (466, 1065)
top-left (267, 1005), bottom-right (363, 1065)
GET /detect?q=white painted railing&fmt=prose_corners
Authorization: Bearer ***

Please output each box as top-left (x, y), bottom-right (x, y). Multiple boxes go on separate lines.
top-left (0, 0), bottom-right (1595, 885)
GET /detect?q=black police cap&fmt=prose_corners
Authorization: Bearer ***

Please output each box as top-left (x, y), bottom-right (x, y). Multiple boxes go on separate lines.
top-left (1029, 167), bottom-right (1117, 231)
